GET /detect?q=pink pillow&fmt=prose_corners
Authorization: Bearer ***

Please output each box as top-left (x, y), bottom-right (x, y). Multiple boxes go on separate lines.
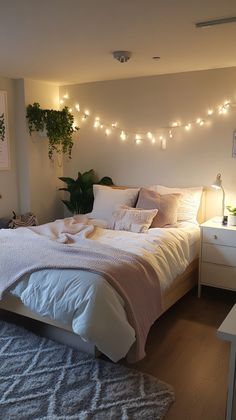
top-left (110, 206), bottom-right (158, 233)
top-left (136, 188), bottom-right (181, 227)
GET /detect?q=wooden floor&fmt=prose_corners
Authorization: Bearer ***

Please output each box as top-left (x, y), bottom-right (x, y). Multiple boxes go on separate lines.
top-left (125, 287), bottom-right (235, 420)
top-left (1, 287), bottom-right (235, 419)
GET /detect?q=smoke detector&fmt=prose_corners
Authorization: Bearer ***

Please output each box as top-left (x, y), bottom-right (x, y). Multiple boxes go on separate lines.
top-left (112, 50), bottom-right (132, 63)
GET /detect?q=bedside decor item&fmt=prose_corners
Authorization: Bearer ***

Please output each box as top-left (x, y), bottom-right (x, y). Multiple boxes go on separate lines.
top-left (59, 169), bottom-right (113, 214)
top-left (0, 91), bottom-right (10, 170)
top-left (211, 173), bottom-right (225, 220)
top-left (226, 205), bottom-right (236, 226)
top-left (0, 320), bottom-right (175, 419)
top-left (26, 102), bottom-right (79, 160)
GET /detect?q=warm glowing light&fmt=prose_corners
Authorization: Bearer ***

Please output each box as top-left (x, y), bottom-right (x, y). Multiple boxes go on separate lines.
top-left (151, 137), bottom-right (156, 144)
top-left (111, 122), bottom-right (118, 128)
top-left (172, 122), bottom-right (178, 127)
top-left (199, 120), bottom-right (205, 126)
top-left (93, 119), bottom-right (100, 128)
top-left (72, 122), bottom-right (77, 130)
top-left (60, 99), bottom-right (64, 105)
top-left (135, 134), bottom-right (142, 144)
top-left (207, 109), bottom-right (214, 115)
top-left (100, 124), bottom-right (104, 128)
top-left (105, 128), bottom-right (111, 135)
top-left (75, 104), bottom-right (80, 111)
top-left (196, 118), bottom-right (201, 124)
top-left (169, 130), bottom-right (173, 138)
top-left (185, 123), bottom-right (191, 131)
top-left (69, 108), bottom-right (72, 113)
top-left (63, 94), bottom-right (69, 99)
top-left (147, 132), bottom-right (153, 139)
top-left (161, 138), bottom-right (166, 150)
top-left (84, 109), bottom-right (90, 116)
top-left (159, 135), bottom-right (163, 140)
top-left (82, 116), bottom-right (86, 121)
top-left (120, 130), bottom-right (127, 141)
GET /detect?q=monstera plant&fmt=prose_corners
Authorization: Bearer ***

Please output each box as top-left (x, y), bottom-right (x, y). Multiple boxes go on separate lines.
top-left (26, 102), bottom-right (79, 160)
top-left (59, 169), bottom-right (114, 214)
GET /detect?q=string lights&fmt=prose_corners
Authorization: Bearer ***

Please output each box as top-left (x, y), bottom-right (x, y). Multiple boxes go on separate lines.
top-left (60, 94), bottom-right (236, 149)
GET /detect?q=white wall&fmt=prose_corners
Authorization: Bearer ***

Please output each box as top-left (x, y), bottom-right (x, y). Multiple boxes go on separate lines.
top-left (23, 79), bottom-right (63, 223)
top-left (61, 67), bottom-right (236, 219)
top-left (0, 76), bottom-right (19, 218)
top-left (0, 77), bottom-right (63, 223)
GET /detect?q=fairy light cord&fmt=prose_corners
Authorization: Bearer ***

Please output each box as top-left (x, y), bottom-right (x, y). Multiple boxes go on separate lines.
top-left (60, 95), bottom-right (236, 148)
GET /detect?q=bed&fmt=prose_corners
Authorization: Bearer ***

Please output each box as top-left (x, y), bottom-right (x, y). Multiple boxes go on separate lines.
top-left (0, 185), bottom-right (204, 362)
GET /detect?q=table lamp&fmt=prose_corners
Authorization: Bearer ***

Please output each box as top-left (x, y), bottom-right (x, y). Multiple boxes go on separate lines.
top-left (211, 173), bottom-right (225, 220)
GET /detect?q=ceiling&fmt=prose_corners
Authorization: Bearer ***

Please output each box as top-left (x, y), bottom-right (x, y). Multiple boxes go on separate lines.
top-left (0, 0), bottom-right (236, 85)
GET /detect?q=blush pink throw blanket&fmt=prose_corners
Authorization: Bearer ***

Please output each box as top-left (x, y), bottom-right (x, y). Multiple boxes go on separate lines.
top-left (0, 217), bottom-right (162, 362)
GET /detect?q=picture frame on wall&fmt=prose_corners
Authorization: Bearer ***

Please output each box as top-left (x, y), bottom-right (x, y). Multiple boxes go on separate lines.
top-left (0, 90), bottom-right (10, 170)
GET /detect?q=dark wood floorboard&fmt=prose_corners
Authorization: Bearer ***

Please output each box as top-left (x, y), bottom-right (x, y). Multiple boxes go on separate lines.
top-left (125, 287), bottom-right (235, 420)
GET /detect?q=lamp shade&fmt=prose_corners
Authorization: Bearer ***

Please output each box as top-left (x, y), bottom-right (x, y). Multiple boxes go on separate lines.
top-left (211, 173), bottom-right (225, 218)
top-left (211, 173), bottom-right (223, 190)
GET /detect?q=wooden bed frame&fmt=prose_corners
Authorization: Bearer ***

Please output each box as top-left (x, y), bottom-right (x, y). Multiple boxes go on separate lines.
top-left (0, 259), bottom-right (198, 355)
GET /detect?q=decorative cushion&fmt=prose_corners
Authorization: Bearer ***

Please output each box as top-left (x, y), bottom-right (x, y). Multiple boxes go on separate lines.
top-left (110, 206), bottom-right (158, 233)
top-left (90, 185), bottom-right (140, 221)
top-left (149, 185), bottom-right (203, 224)
top-left (136, 188), bottom-right (180, 227)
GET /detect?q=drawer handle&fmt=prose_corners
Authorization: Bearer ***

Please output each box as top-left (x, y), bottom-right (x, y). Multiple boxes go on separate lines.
top-left (213, 235), bottom-right (218, 240)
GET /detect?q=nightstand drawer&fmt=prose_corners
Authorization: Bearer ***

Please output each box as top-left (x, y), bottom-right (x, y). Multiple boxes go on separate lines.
top-left (202, 227), bottom-right (236, 247)
top-left (202, 243), bottom-right (236, 267)
top-left (201, 262), bottom-right (236, 290)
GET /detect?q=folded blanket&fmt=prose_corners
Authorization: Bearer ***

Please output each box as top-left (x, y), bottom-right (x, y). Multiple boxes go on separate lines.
top-left (0, 216), bottom-right (162, 362)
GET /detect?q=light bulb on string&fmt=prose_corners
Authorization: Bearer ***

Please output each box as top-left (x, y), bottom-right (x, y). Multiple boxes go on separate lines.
top-left (63, 93), bottom-right (69, 99)
top-left (111, 122), bottom-right (118, 128)
top-left (185, 123), bottom-right (191, 131)
top-left (120, 130), bottom-right (127, 141)
top-left (68, 108), bottom-right (72, 113)
top-left (60, 99), bottom-right (64, 105)
top-left (105, 128), bottom-right (111, 136)
top-left (84, 110), bottom-right (90, 116)
top-left (151, 137), bottom-right (156, 144)
top-left (207, 109), bottom-right (214, 115)
top-left (199, 120), bottom-right (205, 126)
top-left (169, 130), bottom-right (173, 139)
top-left (75, 104), bottom-right (80, 111)
top-left (135, 134), bottom-right (142, 145)
top-left (147, 132), bottom-right (153, 139)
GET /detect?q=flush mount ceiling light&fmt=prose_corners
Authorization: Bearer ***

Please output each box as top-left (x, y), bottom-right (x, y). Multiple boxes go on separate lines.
top-left (112, 50), bottom-right (132, 63)
top-left (195, 16), bottom-right (236, 28)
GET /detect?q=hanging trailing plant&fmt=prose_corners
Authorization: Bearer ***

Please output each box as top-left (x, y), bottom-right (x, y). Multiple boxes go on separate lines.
top-left (26, 102), bottom-right (79, 160)
top-left (0, 113), bottom-right (6, 142)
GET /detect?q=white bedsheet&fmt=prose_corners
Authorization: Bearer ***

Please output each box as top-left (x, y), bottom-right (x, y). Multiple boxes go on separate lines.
top-left (10, 221), bottom-right (199, 362)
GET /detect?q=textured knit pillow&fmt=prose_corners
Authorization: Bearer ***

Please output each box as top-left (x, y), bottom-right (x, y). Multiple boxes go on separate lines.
top-left (110, 206), bottom-right (158, 233)
top-left (149, 185), bottom-right (203, 224)
top-left (90, 185), bottom-right (140, 221)
top-left (136, 188), bottom-right (180, 227)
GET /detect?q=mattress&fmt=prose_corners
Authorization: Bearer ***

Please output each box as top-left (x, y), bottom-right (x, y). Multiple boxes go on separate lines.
top-left (10, 221), bottom-right (200, 362)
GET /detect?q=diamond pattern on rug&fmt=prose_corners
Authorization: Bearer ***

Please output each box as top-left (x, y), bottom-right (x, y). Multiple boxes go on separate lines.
top-left (0, 320), bottom-right (174, 419)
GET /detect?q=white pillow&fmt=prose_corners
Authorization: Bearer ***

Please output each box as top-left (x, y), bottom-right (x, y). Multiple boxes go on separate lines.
top-left (90, 185), bottom-right (140, 221)
top-left (149, 185), bottom-right (203, 224)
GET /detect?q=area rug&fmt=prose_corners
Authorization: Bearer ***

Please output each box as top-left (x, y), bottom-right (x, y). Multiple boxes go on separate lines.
top-left (0, 320), bottom-right (174, 419)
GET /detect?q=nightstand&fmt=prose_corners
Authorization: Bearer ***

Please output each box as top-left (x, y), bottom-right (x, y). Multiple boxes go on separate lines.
top-left (198, 219), bottom-right (236, 297)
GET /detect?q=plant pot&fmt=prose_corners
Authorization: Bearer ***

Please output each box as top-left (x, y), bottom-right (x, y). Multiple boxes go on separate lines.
top-left (228, 215), bottom-right (236, 226)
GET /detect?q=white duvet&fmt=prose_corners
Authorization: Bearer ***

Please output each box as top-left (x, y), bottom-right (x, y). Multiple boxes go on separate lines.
top-left (10, 221), bottom-right (199, 362)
